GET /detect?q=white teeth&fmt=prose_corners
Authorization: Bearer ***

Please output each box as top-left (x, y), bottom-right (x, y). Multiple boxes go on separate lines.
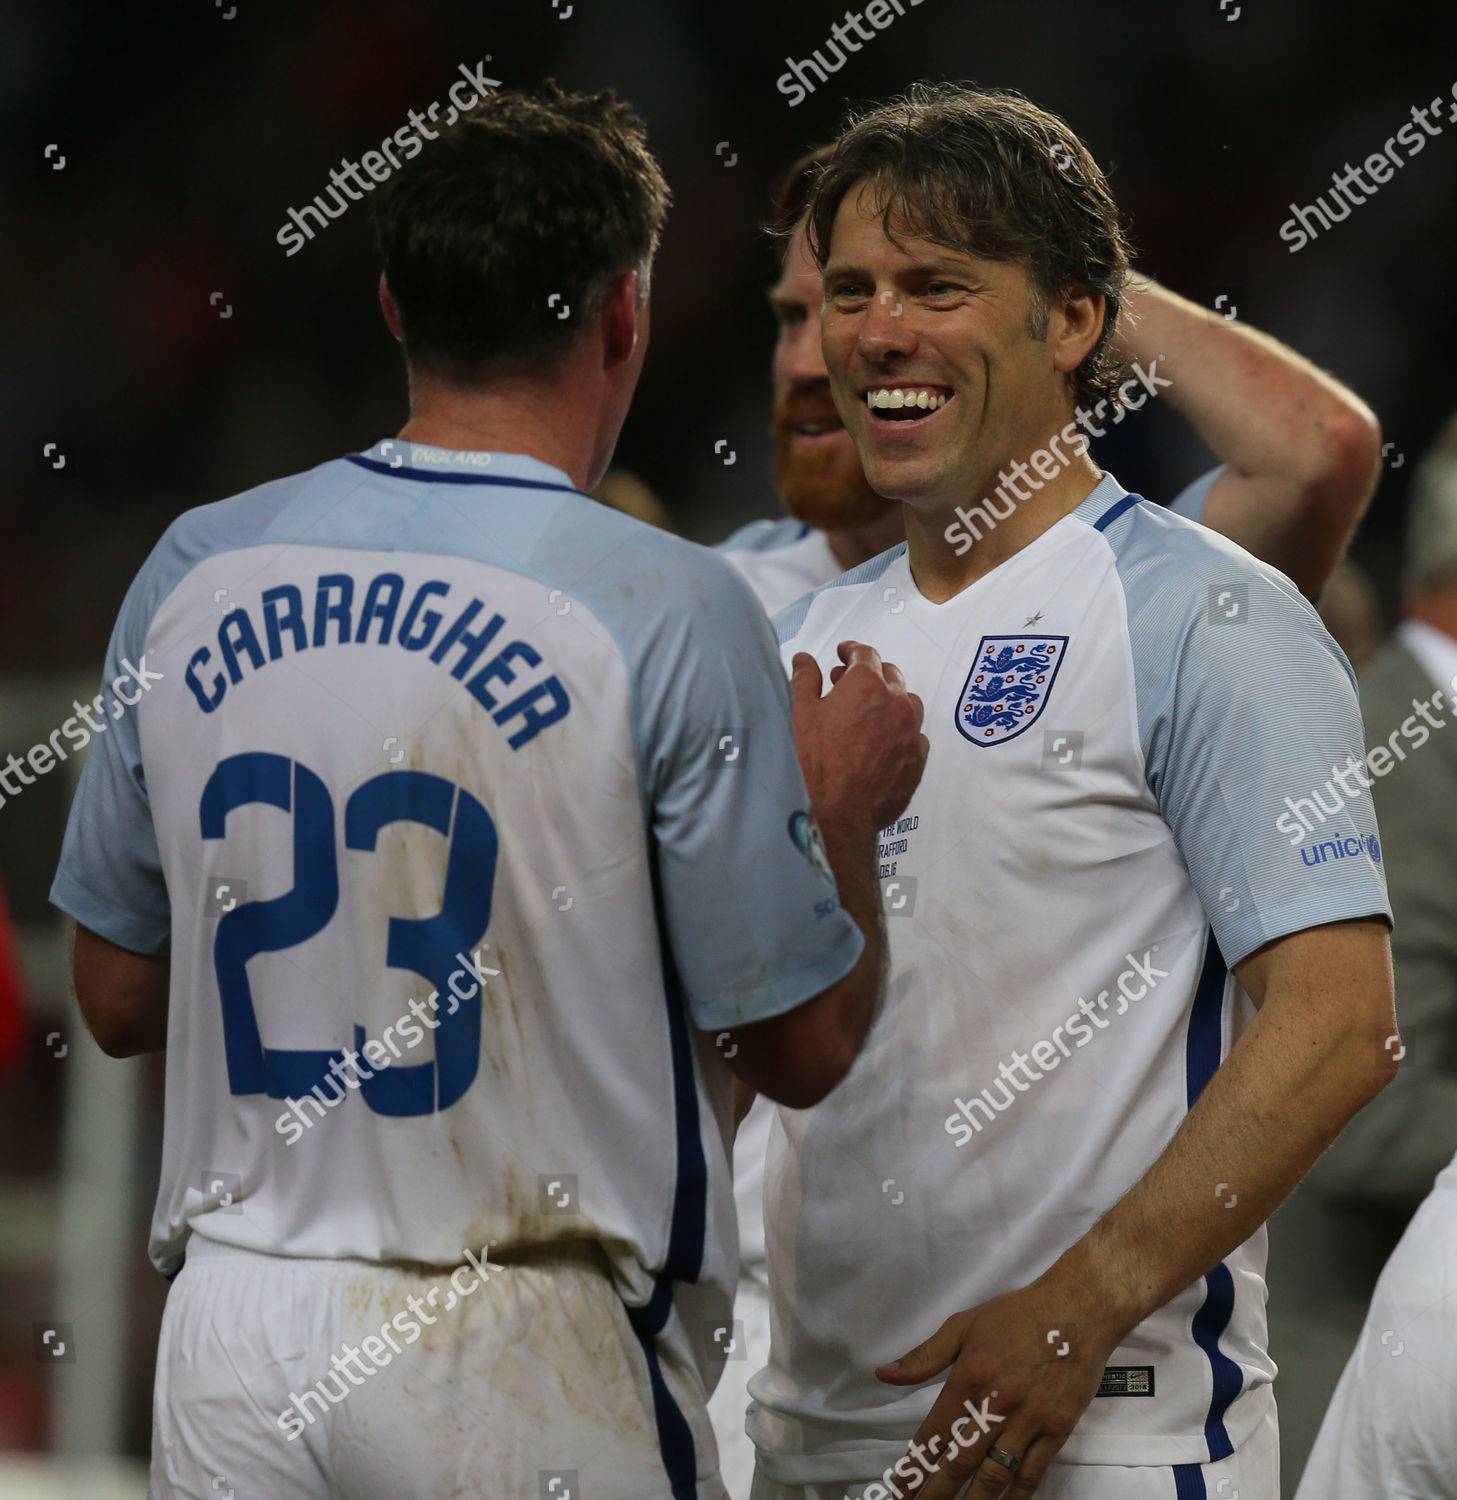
top-left (865, 388), bottom-right (949, 412)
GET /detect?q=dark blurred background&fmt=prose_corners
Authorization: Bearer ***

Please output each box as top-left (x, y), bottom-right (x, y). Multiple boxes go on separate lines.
top-left (2, 0), bottom-right (1454, 1490)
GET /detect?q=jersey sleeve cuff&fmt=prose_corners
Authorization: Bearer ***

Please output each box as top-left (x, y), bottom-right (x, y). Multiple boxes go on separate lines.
top-left (689, 914), bottom-right (865, 1033)
top-left (50, 870), bottom-right (171, 958)
top-left (1214, 891), bottom-right (1393, 971)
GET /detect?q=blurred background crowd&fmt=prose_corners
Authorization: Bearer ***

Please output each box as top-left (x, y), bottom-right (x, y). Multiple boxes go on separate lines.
top-left (3, 0), bottom-right (1456, 1493)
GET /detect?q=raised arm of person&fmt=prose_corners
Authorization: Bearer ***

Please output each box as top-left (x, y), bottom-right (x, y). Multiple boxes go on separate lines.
top-left (1117, 274), bottom-right (1382, 597)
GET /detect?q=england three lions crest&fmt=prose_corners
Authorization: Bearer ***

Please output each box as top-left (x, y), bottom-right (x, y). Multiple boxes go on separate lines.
top-left (956, 635), bottom-right (1069, 746)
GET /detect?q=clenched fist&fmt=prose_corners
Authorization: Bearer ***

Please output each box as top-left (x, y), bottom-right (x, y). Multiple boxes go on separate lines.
top-left (791, 640), bottom-right (928, 838)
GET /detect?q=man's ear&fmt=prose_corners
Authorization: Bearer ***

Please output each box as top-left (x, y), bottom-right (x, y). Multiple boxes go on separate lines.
top-left (379, 275), bottom-right (404, 342)
top-left (1049, 289), bottom-right (1105, 378)
top-left (601, 269), bottom-right (642, 369)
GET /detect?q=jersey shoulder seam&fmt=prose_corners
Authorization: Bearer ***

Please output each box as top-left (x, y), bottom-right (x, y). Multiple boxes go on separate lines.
top-left (774, 542), bottom-right (906, 644)
top-left (717, 517), bottom-right (813, 555)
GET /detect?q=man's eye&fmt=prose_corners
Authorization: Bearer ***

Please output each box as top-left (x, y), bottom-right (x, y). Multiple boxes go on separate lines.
top-left (776, 305), bottom-right (808, 327)
top-left (926, 282), bottom-right (959, 297)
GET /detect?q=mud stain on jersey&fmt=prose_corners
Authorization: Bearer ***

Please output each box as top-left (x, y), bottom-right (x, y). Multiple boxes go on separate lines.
top-left (475, 939), bottom-right (524, 1084)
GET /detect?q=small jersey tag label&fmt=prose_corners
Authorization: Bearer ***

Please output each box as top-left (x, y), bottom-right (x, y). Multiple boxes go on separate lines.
top-left (1097, 1366), bottom-right (1155, 1397)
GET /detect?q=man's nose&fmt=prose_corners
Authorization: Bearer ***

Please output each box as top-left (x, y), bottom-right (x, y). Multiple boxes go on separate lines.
top-left (781, 318), bottom-right (830, 382)
top-left (858, 290), bottom-right (915, 361)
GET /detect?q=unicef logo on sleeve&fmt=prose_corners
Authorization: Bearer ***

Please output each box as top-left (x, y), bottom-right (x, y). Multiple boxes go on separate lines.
top-left (788, 810), bottom-right (835, 885)
top-left (1365, 834), bottom-right (1382, 864)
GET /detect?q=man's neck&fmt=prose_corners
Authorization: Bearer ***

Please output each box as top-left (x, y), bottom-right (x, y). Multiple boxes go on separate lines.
top-left (904, 453), bottom-right (1106, 604)
top-left (398, 375), bottom-right (595, 490)
top-left (826, 506), bottom-right (909, 572)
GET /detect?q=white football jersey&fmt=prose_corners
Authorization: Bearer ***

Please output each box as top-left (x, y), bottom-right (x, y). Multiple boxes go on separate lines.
top-left (1295, 1147), bottom-right (1457, 1500)
top-left (747, 472), bottom-right (1390, 1481)
top-left (717, 467), bottom-right (1225, 1289)
top-left (719, 518), bottom-right (843, 619)
top-left (718, 466), bottom-right (1222, 627)
top-left (51, 440), bottom-right (863, 1433)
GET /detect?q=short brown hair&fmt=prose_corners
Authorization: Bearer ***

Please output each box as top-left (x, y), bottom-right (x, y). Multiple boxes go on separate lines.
top-left (373, 81), bottom-right (670, 385)
top-left (804, 84), bottom-right (1131, 409)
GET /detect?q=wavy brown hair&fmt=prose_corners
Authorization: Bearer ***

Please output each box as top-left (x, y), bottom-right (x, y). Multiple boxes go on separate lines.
top-left (803, 84), bottom-right (1132, 409)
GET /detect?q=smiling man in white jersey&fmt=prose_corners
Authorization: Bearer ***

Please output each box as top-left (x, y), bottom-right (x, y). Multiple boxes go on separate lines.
top-left (721, 146), bottom-right (1382, 617)
top-left (745, 84), bottom-right (1399, 1500)
top-left (708, 146), bottom-right (1384, 1500)
top-left (49, 84), bottom-right (930, 1500)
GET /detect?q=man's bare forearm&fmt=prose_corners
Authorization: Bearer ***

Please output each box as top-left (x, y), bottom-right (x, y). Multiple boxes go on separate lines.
top-left (1042, 923), bottom-right (1397, 1340)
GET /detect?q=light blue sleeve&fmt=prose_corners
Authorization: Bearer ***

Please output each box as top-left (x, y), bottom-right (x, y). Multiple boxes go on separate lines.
top-left (49, 475), bottom-right (319, 956)
top-left (634, 549), bottom-right (864, 1032)
top-left (50, 541), bottom-right (173, 956)
top-left (1110, 506), bottom-right (1391, 968)
top-left (714, 516), bottom-right (808, 555)
top-left (1164, 464), bottom-right (1226, 524)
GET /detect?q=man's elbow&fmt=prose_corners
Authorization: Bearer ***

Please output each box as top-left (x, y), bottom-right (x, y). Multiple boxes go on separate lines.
top-left (738, 1040), bottom-right (856, 1111)
top-left (1306, 398), bottom-right (1383, 521)
top-left (1368, 1027), bottom-right (1404, 1100)
top-left (71, 926), bottom-right (170, 1057)
top-left (760, 1077), bottom-right (832, 1111)
top-left (1340, 1008), bottom-right (1403, 1112)
top-left (76, 991), bottom-right (151, 1058)
top-left (779, 1040), bottom-right (858, 1109)
top-left (92, 1029), bottom-right (141, 1059)
top-left (725, 1021), bottom-right (859, 1110)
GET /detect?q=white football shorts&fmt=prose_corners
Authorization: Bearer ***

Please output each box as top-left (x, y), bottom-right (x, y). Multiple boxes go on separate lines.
top-left (150, 1234), bottom-right (725, 1499)
top-left (747, 1394), bottom-right (1277, 1500)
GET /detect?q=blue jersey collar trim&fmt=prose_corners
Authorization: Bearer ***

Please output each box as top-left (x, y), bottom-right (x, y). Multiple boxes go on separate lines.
top-left (1071, 471), bottom-right (1132, 529)
top-left (351, 439), bottom-right (580, 493)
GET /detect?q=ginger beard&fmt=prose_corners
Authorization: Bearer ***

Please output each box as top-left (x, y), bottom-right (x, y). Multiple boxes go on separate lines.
top-left (772, 390), bottom-right (890, 531)
top-left (770, 220), bottom-right (896, 533)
